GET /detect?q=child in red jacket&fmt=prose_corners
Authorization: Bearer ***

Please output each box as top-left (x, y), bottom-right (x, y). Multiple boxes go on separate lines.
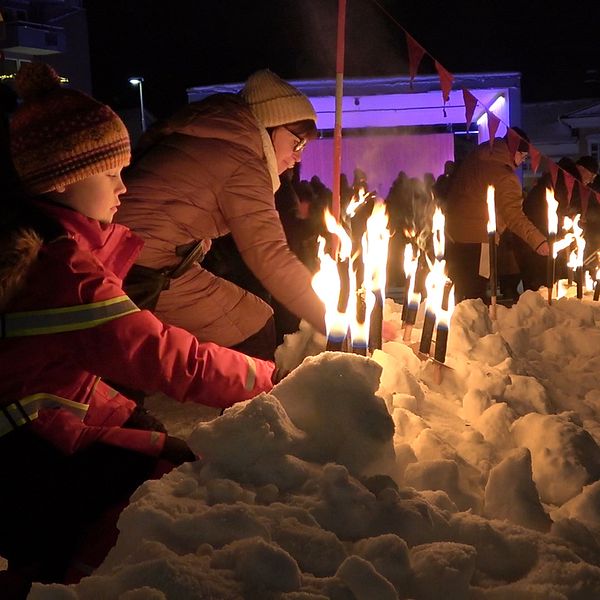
top-left (0, 62), bottom-right (276, 597)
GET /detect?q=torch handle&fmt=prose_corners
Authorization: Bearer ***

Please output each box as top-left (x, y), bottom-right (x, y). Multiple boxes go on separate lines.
top-left (434, 324), bottom-right (448, 363)
top-left (488, 233), bottom-right (497, 302)
top-left (419, 310), bottom-right (436, 355)
top-left (547, 236), bottom-right (555, 305)
top-left (576, 266), bottom-right (583, 299)
top-left (368, 292), bottom-right (383, 353)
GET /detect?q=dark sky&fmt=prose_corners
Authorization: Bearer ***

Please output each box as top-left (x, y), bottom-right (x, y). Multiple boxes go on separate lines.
top-left (84, 0), bottom-right (600, 120)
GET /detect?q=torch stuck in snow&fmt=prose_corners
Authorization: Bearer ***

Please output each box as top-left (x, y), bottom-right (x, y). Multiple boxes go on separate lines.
top-left (486, 185), bottom-right (497, 319)
top-left (546, 188), bottom-right (559, 305)
top-left (402, 244), bottom-right (421, 343)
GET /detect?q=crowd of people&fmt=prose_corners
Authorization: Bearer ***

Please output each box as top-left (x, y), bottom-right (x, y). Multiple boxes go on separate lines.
top-left (0, 60), bottom-right (598, 599)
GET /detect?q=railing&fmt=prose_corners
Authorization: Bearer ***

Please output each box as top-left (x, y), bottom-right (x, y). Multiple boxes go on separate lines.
top-left (0, 20), bottom-right (66, 54)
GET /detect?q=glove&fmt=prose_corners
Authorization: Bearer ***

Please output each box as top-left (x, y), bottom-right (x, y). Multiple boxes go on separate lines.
top-left (124, 405), bottom-right (168, 433)
top-left (160, 435), bottom-right (196, 465)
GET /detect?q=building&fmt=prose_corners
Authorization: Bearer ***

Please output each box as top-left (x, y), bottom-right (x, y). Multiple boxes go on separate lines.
top-left (0, 0), bottom-right (91, 93)
top-left (521, 99), bottom-right (600, 189)
top-left (188, 72), bottom-right (523, 197)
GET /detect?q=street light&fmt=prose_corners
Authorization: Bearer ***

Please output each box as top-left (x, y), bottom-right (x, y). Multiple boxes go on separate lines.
top-left (128, 76), bottom-right (146, 132)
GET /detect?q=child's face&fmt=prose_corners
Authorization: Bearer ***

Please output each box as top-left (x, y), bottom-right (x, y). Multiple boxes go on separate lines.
top-left (55, 167), bottom-right (126, 224)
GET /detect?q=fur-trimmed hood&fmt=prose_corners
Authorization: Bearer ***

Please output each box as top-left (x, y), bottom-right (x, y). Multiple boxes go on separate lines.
top-left (0, 201), bottom-right (143, 313)
top-left (0, 227), bottom-right (43, 311)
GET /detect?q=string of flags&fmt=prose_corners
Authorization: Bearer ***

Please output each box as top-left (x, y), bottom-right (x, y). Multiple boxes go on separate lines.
top-left (369, 0), bottom-right (600, 213)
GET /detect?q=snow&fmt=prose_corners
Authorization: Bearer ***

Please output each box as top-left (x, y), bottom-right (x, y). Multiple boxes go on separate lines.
top-left (27, 289), bottom-right (600, 599)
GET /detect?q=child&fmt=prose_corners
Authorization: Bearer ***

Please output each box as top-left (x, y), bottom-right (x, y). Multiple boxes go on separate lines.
top-left (0, 63), bottom-right (275, 596)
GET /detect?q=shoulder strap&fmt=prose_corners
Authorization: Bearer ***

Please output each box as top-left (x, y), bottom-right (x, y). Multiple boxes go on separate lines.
top-left (169, 240), bottom-right (206, 279)
top-left (1, 295), bottom-right (139, 338)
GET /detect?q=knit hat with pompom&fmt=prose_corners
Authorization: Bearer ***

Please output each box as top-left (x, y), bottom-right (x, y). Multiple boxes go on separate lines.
top-left (10, 62), bottom-right (130, 194)
top-left (240, 69), bottom-right (317, 129)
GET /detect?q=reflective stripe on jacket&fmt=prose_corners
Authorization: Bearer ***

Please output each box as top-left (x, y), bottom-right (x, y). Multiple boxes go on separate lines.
top-left (1, 296), bottom-right (139, 338)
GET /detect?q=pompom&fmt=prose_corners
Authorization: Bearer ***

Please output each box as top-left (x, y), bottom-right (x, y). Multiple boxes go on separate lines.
top-left (14, 62), bottom-right (61, 102)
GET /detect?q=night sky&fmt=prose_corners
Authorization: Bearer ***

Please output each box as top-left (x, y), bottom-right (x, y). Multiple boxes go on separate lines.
top-left (84, 0), bottom-right (600, 120)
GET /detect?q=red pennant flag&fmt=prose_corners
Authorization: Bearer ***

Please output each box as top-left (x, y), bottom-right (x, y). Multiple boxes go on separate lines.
top-left (506, 127), bottom-right (521, 158)
top-left (406, 34), bottom-right (425, 88)
top-left (548, 161), bottom-right (559, 189)
top-left (487, 112), bottom-right (500, 149)
top-left (462, 88), bottom-right (477, 132)
top-left (579, 181), bottom-right (592, 217)
top-left (563, 172), bottom-right (576, 205)
top-left (529, 145), bottom-right (542, 174)
top-left (435, 61), bottom-right (454, 110)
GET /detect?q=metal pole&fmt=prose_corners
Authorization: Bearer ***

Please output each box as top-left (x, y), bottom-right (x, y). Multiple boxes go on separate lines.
top-left (332, 0), bottom-right (346, 224)
top-left (138, 80), bottom-right (146, 132)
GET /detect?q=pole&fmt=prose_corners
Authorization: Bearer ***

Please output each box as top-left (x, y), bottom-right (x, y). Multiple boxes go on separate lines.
top-left (138, 80), bottom-right (146, 132)
top-left (486, 186), bottom-right (497, 319)
top-left (331, 0), bottom-right (346, 224)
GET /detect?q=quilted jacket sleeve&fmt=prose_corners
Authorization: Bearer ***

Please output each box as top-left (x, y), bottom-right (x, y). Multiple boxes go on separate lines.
top-left (217, 157), bottom-right (326, 334)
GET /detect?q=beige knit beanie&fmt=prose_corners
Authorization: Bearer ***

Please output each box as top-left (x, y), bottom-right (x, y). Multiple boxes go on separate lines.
top-left (240, 69), bottom-right (317, 129)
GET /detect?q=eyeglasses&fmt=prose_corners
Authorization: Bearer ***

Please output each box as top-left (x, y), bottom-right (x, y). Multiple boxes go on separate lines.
top-left (283, 126), bottom-right (308, 153)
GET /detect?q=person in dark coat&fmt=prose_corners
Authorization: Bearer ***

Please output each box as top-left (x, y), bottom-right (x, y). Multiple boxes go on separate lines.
top-left (515, 155), bottom-right (598, 290)
top-left (445, 130), bottom-right (548, 303)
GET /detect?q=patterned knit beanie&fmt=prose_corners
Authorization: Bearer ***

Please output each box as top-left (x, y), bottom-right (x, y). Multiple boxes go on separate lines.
top-left (10, 62), bottom-right (130, 194)
top-left (240, 69), bottom-right (317, 129)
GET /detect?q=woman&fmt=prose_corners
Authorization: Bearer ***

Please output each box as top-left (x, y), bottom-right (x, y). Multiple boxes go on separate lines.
top-left (116, 70), bottom-right (326, 359)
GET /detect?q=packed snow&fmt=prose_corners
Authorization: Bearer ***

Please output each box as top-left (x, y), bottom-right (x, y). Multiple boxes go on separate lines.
top-left (27, 289), bottom-right (600, 599)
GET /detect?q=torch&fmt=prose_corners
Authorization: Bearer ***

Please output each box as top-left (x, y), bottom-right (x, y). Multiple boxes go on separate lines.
top-left (419, 208), bottom-right (446, 355)
top-left (572, 215), bottom-right (586, 300)
top-left (546, 188), bottom-right (559, 305)
top-left (365, 200), bottom-right (390, 354)
top-left (402, 250), bottom-right (421, 343)
top-left (486, 185), bottom-right (498, 320)
top-left (434, 282), bottom-right (455, 364)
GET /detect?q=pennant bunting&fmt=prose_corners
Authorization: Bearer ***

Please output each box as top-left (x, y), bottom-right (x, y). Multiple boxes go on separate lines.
top-left (462, 88), bottom-right (477, 132)
top-left (435, 61), bottom-right (454, 116)
top-left (563, 172), bottom-right (575, 205)
top-left (406, 34), bottom-right (425, 89)
top-left (506, 127), bottom-right (521, 158)
top-left (402, 25), bottom-right (590, 211)
top-left (487, 112), bottom-right (500, 149)
top-left (529, 145), bottom-right (542, 174)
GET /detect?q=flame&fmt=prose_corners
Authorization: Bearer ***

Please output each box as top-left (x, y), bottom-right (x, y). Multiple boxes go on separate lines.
top-left (324, 208), bottom-right (352, 260)
top-left (312, 236), bottom-right (348, 340)
top-left (486, 185), bottom-right (496, 234)
top-left (346, 188), bottom-right (369, 218)
top-left (403, 244), bottom-right (421, 309)
top-left (546, 188), bottom-right (559, 236)
top-left (572, 215), bottom-right (586, 269)
top-left (437, 282), bottom-right (455, 328)
top-left (423, 207), bottom-right (454, 331)
top-left (585, 270), bottom-right (594, 292)
top-left (431, 207), bottom-right (445, 261)
top-left (350, 199), bottom-right (390, 348)
top-left (364, 199), bottom-right (390, 294)
top-left (563, 215), bottom-right (585, 267)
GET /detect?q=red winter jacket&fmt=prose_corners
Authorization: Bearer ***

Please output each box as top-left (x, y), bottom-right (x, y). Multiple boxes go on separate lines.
top-left (0, 202), bottom-right (275, 456)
